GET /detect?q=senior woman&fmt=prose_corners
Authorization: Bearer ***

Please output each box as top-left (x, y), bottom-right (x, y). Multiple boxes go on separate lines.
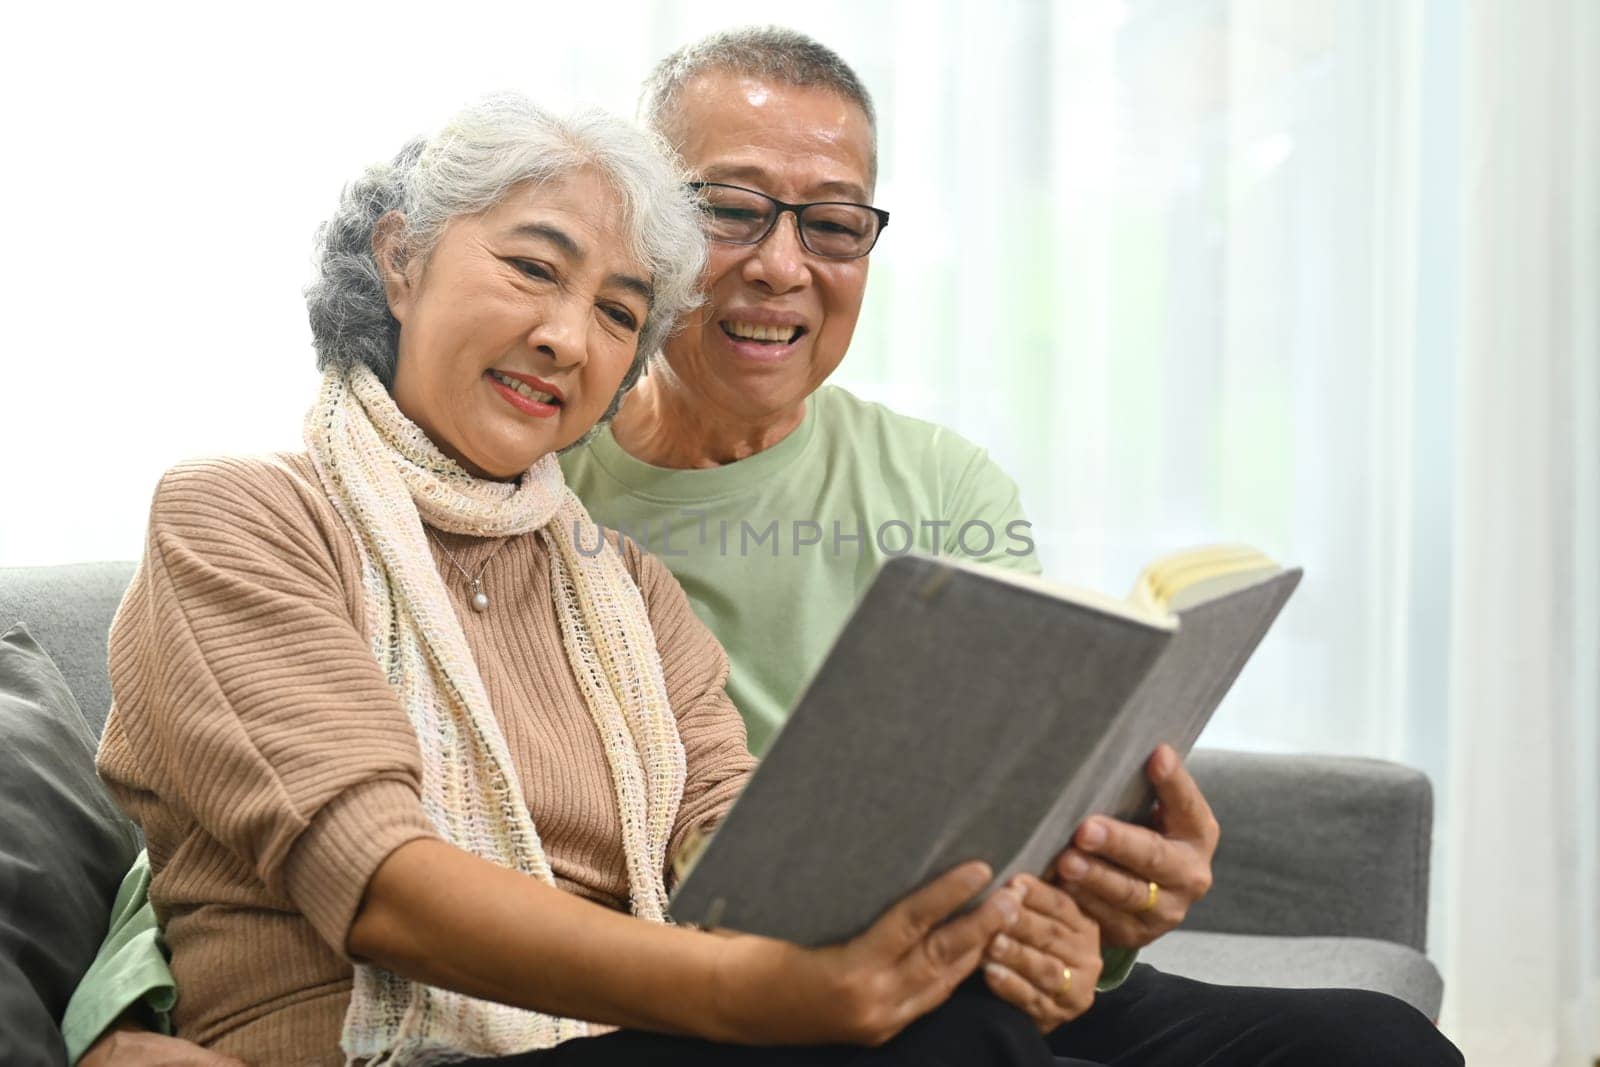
top-left (94, 93), bottom-right (1098, 1067)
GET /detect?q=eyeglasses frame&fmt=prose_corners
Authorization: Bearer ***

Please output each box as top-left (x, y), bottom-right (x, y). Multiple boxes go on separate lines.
top-left (687, 181), bottom-right (891, 260)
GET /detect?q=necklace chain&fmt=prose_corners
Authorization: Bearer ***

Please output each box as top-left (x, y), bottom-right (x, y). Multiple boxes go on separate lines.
top-left (426, 528), bottom-right (506, 613)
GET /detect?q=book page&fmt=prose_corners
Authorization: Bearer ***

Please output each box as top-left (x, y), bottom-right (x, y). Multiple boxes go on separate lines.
top-left (1131, 544), bottom-right (1281, 614)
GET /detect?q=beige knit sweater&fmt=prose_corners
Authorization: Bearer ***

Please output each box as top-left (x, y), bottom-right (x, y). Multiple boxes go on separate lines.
top-left (97, 453), bottom-right (755, 1065)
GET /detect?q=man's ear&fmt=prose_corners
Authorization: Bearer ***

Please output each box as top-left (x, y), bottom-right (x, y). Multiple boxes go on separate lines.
top-left (372, 211), bottom-right (416, 323)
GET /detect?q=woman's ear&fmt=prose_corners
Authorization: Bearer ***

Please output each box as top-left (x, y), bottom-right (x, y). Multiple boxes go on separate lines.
top-left (372, 211), bottom-right (416, 323)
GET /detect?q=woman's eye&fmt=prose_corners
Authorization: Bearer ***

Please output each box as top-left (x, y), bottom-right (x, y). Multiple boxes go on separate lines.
top-left (602, 305), bottom-right (640, 332)
top-left (513, 259), bottom-right (553, 281)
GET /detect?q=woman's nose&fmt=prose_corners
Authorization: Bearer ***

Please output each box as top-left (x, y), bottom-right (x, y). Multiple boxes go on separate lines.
top-left (527, 297), bottom-right (589, 367)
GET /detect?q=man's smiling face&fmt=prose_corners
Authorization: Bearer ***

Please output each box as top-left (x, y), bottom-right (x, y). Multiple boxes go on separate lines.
top-left (659, 71), bottom-right (877, 422)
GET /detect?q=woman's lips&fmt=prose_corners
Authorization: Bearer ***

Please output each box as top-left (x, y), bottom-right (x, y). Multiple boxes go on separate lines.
top-left (485, 371), bottom-right (560, 418)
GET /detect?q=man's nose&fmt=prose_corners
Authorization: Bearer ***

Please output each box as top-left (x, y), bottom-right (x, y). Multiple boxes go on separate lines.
top-left (742, 212), bottom-right (811, 293)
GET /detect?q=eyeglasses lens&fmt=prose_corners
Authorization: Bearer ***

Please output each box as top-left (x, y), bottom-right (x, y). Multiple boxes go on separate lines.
top-left (699, 185), bottom-right (878, 259)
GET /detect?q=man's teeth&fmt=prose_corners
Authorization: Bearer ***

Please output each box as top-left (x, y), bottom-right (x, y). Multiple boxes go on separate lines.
top-left (724, 321), bottom-right (800, 343)
top-left (489, 370), bottom-right (557, 404)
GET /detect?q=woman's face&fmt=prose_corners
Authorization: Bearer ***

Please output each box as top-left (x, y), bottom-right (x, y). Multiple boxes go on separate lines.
top-left (381, 169), bottom-right (651, 479)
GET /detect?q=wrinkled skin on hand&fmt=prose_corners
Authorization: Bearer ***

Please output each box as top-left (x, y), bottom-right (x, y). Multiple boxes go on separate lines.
top-left (980, 875), bottom-right (1102, 1032)
top-left (1053, 744), bottom-right (1221, 950)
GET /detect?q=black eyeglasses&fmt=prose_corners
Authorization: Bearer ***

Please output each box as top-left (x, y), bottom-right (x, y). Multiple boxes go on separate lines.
top-left (688, 182), bottom-right (890, 260)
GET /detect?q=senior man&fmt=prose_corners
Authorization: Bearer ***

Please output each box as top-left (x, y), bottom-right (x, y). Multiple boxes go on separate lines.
top-left (69, 27), bottom-right (1461, 1067)
top-left (564, 27), bottom-right (1461, 1067)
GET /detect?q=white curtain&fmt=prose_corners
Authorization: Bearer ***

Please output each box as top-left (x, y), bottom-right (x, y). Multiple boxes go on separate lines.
top-left (1, 1), bottom-right (1593, 1061)
top-left (1443, 1), bottom-right (1599, 1061)
top-left (821, 1), bottom-right (1599, 1061)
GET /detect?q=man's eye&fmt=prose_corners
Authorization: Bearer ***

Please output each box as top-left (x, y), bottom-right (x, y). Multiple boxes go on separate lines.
top-left (514, 259), bottom-right (553, 280)
top-left (809, 221), bottom-right (864, 237)
top-left (709, 206), bottom-right (765, 223)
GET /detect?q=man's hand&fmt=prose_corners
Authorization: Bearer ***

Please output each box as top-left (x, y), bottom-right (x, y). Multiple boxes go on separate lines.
top-left (980, 875), bottom-right (1101, 1032)
top-left (78, 1018), bottom-right (247, 1067)
top-left (1052, 744), bottom-right (1220, 949)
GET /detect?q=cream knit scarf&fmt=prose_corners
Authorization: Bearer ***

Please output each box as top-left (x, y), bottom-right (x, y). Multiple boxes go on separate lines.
top-left (305, 366), bottom-right (686, 1066)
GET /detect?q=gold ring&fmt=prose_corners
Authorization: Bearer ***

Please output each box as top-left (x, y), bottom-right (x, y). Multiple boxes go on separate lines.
top-left (1058, 967), bottom-right (1072, 995)
top-left (1138, 880), bottom-right (1160, 913)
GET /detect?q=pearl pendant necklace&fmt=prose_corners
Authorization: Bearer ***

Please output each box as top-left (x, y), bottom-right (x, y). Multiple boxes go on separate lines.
top-left (427, 528), bottom-right (505, 615)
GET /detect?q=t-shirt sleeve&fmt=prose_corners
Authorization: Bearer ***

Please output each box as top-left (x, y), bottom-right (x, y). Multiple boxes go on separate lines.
top-left (97, 458), bottom-right (438, 959)
top-left (620, 540), bottom-right (756, 885)
top-left (60, 850), bottom-right (175, 1064)
top-left (938, 437), bottom-right (1042, 576)
top-left (1098, 946), bottom-right (1139, 992)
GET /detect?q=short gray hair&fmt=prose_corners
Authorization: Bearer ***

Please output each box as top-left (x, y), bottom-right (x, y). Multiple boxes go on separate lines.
top-left (640, 26), bottom-right (878, 185)
top-left (306, 92), bottom-right (706, 431)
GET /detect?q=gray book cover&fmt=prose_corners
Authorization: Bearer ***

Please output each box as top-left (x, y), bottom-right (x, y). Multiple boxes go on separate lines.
top-left (668, 553), bottom-right (1302, 946)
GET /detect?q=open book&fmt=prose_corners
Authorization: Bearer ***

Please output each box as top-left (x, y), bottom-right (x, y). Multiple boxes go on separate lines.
top-left (667, 545), bottom-right (1302, 945)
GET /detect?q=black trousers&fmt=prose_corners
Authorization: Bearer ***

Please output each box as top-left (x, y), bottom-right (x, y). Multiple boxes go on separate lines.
top-left (468, 975), bottom-right (1050, 1066)
top-left (1046, 964), bottom-right (1464, 1066)
top-left (468, 966), bottom-right (1464, 1067)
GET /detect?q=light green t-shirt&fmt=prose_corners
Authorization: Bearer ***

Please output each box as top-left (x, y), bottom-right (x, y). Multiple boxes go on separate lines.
top-left (561, 384), bottom-right (1040, 755)
top-left (59, 849), bottom-right (175, 1063)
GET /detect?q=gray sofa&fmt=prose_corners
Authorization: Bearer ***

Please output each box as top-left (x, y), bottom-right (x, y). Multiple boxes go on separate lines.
top-left (0, 560), bottom-right (1444, 1052)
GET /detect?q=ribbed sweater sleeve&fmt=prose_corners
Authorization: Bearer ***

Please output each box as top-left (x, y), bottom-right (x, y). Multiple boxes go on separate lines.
top-left (98, 456), bottom-right (438, 957)
top-left (620, 539), bottom-right (755, 881)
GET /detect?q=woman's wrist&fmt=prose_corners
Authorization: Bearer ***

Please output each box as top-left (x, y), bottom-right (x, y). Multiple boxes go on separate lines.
top-left (699, 931), bottom-right (803, 1044)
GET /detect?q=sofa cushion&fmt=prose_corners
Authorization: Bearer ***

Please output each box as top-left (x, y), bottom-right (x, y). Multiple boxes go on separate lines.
top-left (1138, 929), bottom-right (1444, 1020)
top-left (0, 623), bottom-right (142, 1066)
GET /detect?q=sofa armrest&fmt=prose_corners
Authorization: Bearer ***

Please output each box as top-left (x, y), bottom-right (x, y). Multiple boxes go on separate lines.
top-left (1179, 748), bottom-right (1432, 952)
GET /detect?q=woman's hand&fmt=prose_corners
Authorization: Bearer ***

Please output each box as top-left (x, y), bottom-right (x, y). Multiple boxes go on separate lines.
top-left (714, 860), bottom-right (1022, 1046)
top-left (1053, 744), bottom-right (1220, 949)
top-left (78, 1017), bottom-right (248, 1067)
top-left (979, 874), bottom-right (1100, 1032)
top-left (350, 839), bottom-right (1019, 1048)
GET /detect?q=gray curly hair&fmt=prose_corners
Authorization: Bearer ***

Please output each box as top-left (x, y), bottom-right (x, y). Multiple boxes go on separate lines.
top-left (306, 92), bottom-right (707, 431)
